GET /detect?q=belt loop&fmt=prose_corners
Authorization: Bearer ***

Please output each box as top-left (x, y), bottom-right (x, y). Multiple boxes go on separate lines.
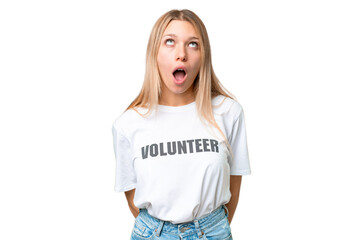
top-left (223, 204), bottom-right (229, 217)
top-left (155, 220), bottom-right (164, 237)
top-left (194, 219), bottom-right (204, 238)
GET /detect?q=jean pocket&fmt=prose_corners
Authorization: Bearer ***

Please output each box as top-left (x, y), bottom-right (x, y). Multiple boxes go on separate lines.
top-left (131, 218), bottom-right (156, 240)
top-left (202, 215), bottom-right (232, 240)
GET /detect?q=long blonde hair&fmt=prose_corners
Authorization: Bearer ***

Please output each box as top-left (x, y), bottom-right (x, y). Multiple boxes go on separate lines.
top-left (125, 9), bottom-right (237, 159)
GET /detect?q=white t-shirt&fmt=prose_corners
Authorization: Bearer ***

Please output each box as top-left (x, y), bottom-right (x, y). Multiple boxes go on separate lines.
top-left (112, 95), bottom-right (251, 224)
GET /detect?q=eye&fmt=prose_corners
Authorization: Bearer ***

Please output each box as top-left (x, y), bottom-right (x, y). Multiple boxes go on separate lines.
top-left (165, 39), bottom-right (174, 46)
top-left (189, 42), bottom-right (198, 48)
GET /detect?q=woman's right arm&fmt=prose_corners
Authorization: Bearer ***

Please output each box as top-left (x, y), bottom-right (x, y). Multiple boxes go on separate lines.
top-left (125, 188), bottom-right (139, 218)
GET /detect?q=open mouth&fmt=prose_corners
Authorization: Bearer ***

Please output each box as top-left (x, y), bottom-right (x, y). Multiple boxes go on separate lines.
top-left (172, 69), bottom-right (187, 82)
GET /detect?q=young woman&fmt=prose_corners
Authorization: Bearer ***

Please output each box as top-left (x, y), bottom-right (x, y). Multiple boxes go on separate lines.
top-left (112, 9), bottom-right (251, 240)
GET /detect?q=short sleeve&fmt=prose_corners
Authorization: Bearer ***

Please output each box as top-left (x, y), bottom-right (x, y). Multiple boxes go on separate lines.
top-left (228, 104), bottom-right (251, 175)
top-left (112, 121), bottom-right (137, 192)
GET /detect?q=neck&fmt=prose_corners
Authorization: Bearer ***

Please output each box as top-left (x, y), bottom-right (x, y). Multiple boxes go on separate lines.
top-left (158, 85), bottom-right (195, 107)
top-left (158, 94), bottom-right (195, 106)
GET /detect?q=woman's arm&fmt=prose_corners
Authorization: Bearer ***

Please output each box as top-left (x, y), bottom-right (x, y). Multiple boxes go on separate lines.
top-left (225, 175), bottom-right (242, 225)
top-left (124, 188), bottom-right (140, 218)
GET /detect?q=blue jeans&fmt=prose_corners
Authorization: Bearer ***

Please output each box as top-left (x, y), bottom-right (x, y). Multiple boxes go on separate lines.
top-left (130, 205), bottom-right (232, 240)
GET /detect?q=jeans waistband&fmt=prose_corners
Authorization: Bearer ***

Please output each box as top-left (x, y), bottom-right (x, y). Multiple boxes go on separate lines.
top-left (136, 205), bottom-right (229, 238)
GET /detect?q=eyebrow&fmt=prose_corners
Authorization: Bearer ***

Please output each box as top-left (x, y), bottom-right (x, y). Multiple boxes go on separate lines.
top-left (162, 34), bottom-right (199, 40)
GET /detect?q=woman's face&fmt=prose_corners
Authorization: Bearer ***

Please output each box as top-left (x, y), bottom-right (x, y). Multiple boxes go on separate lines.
top-left (157, 20), bottom-right (201, 102)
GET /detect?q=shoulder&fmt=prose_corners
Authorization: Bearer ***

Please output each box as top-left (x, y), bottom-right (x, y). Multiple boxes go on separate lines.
top-left (212, 95), bottom-right (244, 119)
top-left (112, 107), bottom-right (146, 135)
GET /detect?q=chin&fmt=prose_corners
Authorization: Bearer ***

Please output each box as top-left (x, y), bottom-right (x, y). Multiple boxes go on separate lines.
top-left (172, 83), bottom-right (192, 92)
top-left (170, 88), bottom-right (188, 94)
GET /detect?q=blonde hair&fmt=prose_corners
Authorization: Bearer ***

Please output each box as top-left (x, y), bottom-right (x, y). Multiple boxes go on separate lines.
top-left (125, 9), bottom-right (237, 159)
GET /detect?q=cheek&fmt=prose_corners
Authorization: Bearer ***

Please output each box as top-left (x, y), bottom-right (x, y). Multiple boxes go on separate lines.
top-left (193, 52), bottom-right (201, 66)
top-left (157, 51), bottom-right (169, 70)
top-left (194, 56), bottom-right (202, 73)
top-left (157, 54), bottom-right (172, 81)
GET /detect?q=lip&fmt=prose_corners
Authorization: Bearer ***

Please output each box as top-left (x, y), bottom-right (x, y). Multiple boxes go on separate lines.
top-left (173, 73), bottom-right (187, 85)
top-left (172, 65), bottom-right (187, 75)
top-left (172, 65), bottom-right (188, 85)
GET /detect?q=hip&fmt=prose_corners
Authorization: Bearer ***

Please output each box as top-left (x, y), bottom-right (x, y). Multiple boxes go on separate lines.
top-left (130, 204), bottom-right (232, 240)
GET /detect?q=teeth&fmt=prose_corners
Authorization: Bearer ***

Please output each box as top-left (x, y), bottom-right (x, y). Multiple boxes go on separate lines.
top-left (173, 68), bottom-right (185, 74)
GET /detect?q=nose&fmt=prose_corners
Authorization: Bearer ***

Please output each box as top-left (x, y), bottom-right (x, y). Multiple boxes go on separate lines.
top-left (176, 44), bottom-right (187, 61)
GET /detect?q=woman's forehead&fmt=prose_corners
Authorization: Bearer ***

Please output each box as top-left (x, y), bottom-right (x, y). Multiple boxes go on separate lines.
top-left (162, 20), bottom-right (199, 38)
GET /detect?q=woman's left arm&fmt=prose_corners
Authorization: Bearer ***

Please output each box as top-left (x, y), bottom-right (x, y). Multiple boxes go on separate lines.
top-left (225, 175), bottom-right (242, 225)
